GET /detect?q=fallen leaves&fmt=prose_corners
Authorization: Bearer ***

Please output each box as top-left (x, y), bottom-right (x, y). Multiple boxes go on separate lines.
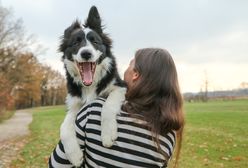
top-left (220, 156), bottom-right (229, 161)
top-left (232, 156), bottom-right (245, 161)
top-left (0, 137), bottom-right (29, 168)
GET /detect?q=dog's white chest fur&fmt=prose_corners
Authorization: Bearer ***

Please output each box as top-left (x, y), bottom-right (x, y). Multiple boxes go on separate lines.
top-left (81, 86), bottom-right (97, 104)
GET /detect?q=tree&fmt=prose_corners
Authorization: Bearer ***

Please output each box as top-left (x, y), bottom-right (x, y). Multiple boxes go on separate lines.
top-left (0, 6), bottom-right (66, 112)
top-left (0, 73), bottom-right (14, 112)
top-left (0, 6), bottom-right (36, 51)
top-left (0, 6), bottom-right (27, 112)
top-left (199, 70), bottom-right (209, 102)
top-left (39, 65), bottom-right (67, 106)
top-left (240, 82), bottom-right (248, 89)
top-left (13, 53), bottom-right (43, 108)
top-left (0, 6), bottom-right (42, 74)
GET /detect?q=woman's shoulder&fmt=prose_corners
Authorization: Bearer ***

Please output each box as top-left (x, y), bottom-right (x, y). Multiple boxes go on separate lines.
top-left (79, 97), bottom-right (105, 110)
top-left (88, 97), bottom-right (106, 106)
top-left (159, 130), bottom-right (177, 151)
top-left (77, 98), bottom-right (106, 118)
top-left (88, 97), bottom-right (106, 108)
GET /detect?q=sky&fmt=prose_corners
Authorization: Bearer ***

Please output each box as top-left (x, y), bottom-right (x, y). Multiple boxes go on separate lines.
top-left (1, 0), bottom-right (248, 93)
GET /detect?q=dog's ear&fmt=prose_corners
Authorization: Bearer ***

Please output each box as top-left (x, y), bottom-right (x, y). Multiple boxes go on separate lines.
top-left (84, 6), bottom-right (102, 34)
top-left (59, 20), bottom-right (81, 52)
top-left (64, 20), bottom-right (81, 39)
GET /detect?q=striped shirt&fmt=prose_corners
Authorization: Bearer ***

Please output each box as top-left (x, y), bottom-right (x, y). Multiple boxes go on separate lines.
top-left (49, 98), bottom-right (176, 168)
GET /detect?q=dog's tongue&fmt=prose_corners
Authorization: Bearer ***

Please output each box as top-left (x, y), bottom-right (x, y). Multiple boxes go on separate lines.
top-left (82, 62), bottom-right (93, 85)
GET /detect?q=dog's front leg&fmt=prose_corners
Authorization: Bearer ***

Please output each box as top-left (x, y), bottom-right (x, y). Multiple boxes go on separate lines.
top-left (101, 87), bottom-right (126, 147)
top-left (60, 95), bottom-right (83, 167)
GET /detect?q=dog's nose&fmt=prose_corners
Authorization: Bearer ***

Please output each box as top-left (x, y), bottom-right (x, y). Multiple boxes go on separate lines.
top-left (81, 51), bottom-right (92, 60)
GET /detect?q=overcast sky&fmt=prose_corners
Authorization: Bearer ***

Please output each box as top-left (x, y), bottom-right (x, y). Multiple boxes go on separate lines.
top-left (2, 0), bottom-right (248, 92)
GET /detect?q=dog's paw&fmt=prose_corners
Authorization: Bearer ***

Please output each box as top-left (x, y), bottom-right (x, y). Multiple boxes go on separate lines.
top-left (101, 119), bottom-right (118, 147)
top-left (65, 145), bottom-right (83, 167)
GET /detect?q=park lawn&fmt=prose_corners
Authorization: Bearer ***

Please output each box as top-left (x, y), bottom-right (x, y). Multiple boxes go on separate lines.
top-left (10, 106), bottom-right (66, 168)
top-left (11, 99), bottom-right (248, 168)
top-left (179, 99), bottom-right (248, 168)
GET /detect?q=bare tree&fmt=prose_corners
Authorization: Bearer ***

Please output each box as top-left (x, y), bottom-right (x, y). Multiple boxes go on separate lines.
top-left (240, 82), bottom-right (248, 89)
top-left (40, 65), bottom-right (67, 106)
top-left (0, 7), bottom-right (25, 48)
top-left (198, 70), bottom-right (209, 102)
top-left (0, 6), bottom-right (44, 70)
top-left (203, 70), bottom-right (209, 102)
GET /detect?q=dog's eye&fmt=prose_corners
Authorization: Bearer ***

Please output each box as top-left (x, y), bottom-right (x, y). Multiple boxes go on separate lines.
top-left (76, 37), bottom-right (82, 43)
top-left (72, 42), bottom-right (79, 46)
top-left (72, 37), bottom-right (82, 46)
top-left (92, 41), bottom-right (98, 45)
top-left (88, 36), bottom-right (99, 45)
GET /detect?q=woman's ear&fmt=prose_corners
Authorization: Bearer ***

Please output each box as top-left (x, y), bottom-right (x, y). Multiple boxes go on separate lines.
top-left (132, 71), bottom-right (140, 81)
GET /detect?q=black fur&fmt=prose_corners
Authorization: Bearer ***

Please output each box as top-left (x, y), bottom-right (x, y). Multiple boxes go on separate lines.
top-left (66, 71), bottom-right (82, 98)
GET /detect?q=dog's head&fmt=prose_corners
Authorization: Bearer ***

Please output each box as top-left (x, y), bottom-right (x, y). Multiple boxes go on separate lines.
top-left (60, 6), bottom-right (112, 86)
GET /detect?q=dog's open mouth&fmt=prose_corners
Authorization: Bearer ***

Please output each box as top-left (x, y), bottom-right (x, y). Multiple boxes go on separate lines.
top-left (77, 62), bottom-right (96, 86)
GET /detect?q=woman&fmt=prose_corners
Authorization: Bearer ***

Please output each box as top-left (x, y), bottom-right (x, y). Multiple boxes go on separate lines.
top-left (49, 48), bottom-right (184, 168)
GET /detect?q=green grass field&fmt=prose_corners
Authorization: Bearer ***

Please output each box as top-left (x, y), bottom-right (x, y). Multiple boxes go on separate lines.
top-left (10, 99), bottom-right (248, 168)
top-left (179, 99), bottom-right (248, 168)
top-left (10, 106), bottom-right (66, 168)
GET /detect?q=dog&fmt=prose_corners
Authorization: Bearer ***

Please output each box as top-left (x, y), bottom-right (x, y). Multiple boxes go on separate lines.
top-left (59, 6), bottom-right (126, 166)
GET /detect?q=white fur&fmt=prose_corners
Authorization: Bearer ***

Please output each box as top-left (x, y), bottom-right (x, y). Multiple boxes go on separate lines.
top-left (101, 87), bottom-right (127, 147)
top-left (61, 95), bottom-right (84, 166)
top-left (81, 86), bottom-right (97, 104)
top-left (63, 59), bottom-right (81, 85)
top-left (83, 27), bottom-right (92, 35)
top-left (94, 57), bottom-right (112, 84)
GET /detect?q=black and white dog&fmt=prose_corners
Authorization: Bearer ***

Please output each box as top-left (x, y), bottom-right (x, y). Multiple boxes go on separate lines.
top-left (60, 6), bottom-right (126, 166)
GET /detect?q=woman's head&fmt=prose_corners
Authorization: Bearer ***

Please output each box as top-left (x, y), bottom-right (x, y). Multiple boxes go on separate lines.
top-left (124, 48), bottom-right (183, 129)
top-left (124, 48), bottom-right (181, 105)
top-left (123, 48), bottom-right (184, 166)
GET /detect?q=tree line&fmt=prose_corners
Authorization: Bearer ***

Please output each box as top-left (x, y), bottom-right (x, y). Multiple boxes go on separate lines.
top-left (0, 6), bottom-right (67, 114)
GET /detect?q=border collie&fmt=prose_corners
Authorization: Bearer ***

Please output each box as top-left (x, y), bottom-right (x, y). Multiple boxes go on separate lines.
top-left (60, 6), bottom-right (126, 166)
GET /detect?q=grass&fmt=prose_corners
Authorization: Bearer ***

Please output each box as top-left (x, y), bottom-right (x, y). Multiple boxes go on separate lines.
top-left (10, 99), bottom-right (248, 168)
top-left (10, 106), bottom-right (66, 168)
top-left (179, 99), bottom-right (248, 168)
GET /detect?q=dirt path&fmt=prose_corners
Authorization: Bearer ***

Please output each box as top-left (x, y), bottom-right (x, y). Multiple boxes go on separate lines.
top-left (0, 110), bottom-right (33, 168)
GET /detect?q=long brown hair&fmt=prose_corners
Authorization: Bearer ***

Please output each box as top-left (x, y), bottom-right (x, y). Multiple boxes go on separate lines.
top-left (123, 48), bottom-right (184, 167)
